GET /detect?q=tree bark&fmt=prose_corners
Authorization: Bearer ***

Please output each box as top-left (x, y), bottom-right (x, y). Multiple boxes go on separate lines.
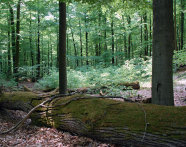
top-left (59, 1), bottom-right (67, 94)
top-left (15, 0), bottom-right (21, 79)
top-left (111, 17), bottom-right (114, 64)
top-left (180, 0), bottom-right (184, 50)
top-left (37, 7), bottom-right (40, 79)
top-left (79, 20), bottom-right (83, 66)
top-left (9, 4), bottom-right (16, 74)
top-left (85, 13), bottom-right (89, 66)
top-left (152, 0), bottom-right (174, 106)
top-left (143, 13), bottom-right (148, 56)
top-left (7, 13), bottom-right (12, 77)
top-left (0, 92), bottom-right (186, 146)
top-left (127, 16), bottom-right (131, 60)
top-left (174, 0), bottom-right (178, 50)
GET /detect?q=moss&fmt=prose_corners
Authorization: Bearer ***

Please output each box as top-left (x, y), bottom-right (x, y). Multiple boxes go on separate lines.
top-left (2, 92), bottom-right (185, 140)
top-left (50, 95), bottom-right (186, 140)
top-left (0, 92), bottom-right (38, 103)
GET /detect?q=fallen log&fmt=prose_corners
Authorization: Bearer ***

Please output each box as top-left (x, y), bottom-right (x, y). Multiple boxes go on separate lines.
top-left (0, 92), bottom-right (186, 146)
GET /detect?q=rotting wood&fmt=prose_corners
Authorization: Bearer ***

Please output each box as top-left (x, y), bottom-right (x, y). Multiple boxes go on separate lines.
top-left (0, 92), bottom-right (186, 146)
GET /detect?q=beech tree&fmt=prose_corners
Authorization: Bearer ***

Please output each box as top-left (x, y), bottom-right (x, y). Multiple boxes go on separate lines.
top-left (59, 1), bottom-right (67, 94)
top-left (152, 0), bottom-right (174, 106)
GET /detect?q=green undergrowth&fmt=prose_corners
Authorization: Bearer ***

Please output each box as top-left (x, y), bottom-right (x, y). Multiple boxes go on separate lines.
top-left (48, 95), bottom-right (186, 139)
top-left (35, 58), bottom-right (152, 96)
top-left (0, 73), bottom-right (17, 91)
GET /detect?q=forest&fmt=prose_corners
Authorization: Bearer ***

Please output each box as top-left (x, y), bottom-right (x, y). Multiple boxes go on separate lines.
top-left (0, 0), bottom-right (186, 146)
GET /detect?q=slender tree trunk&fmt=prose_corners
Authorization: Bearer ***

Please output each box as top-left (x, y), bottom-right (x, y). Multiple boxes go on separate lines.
top-left (98, 11), bottom-right (101, 56)
top-left (9, 4), bottom-right (16, 74)
top-left (7, 14), bottom-right (12, 77)
top-left (66, 33), bottom-right (69, 66)
top-left (180, 0), bottom-right (184, 50)
top-left (41, 35), bottom-right (44, 77)
top-left (48, 41), bottom-right (50, 74)
top-left (50, 39), bottom-right (53, 68)
top-left (79, 20), bottom-right (83, 66)
top-left (37, 9), bottom-right (40, 79)
top-left (111, 18), bottom-right (114, 64)
top-left (149, 13), bottom-right (152, 56)
top-left (152, 0), bottom-right (174, 106)
top-left (59, 1), bottom-right (67, 94)
top-left (49, 35), bottom-right (52, 68)
top-left (68, 18), bottom-right (78, 67)
top-left (122, 15), bottom-right (127, 59)
top-left (15, 0), bottom-right (21, 80)
top-left (104, 15), bottom-right (107, 51)
top-left (29, 11), bottom-right (34, 79)
top-left (174, 0), bottom-right (178, 50)
top-left (127, 16), bottom-right (131, 60)
top-left (85, 13), bottom-right (89, 66)
top-left (140, 15), bottom-right (143, 58)
top-left (143, 13), bottom-right (148, 56)
top-left (56, 24), bottom-right (59, 68)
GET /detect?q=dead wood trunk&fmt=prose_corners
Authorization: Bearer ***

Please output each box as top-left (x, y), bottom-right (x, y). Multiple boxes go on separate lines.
top-left (0, 92), bottom-right (186, 146)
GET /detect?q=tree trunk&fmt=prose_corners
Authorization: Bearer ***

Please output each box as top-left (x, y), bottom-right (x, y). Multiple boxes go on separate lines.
top-left (104, 14), bottom-right (107, 51)
top-left (174, 0), bottom-right (178, 50)
top-left (37, 8), bottom-right (40, 79)
top-left (111, 18), bottom-right (114, 65)
top-left (152, 0), bottom-right (174, 106)
top-left (9, 4), bottom-right (16, 74)
top-left (140, 15), bottom-right (143, 57)
top-left (79, 20), bottom-right (83, 66)
top-left (0, 92), bottom-right (186, 147)
top-left (29, 11), bottom-right (34, 79)
top-left (7, 13), bottom-right (12, 77)
top-left (59, 1), bottom-right (67, 94)
top-left (127, 16), bottom-right (131, 60)
top-left (149, 13), bottom-right (152, 56)
top-left (14, 0), bottom-right (21, 80)
top-left (85, 13), bottom-right (89, 66)
top-left (68, 17), bottom-right (78, 67)
top-left (143, 13), bottom-right (148, 56)
top-left (180, 0), bottom-right (184, 50)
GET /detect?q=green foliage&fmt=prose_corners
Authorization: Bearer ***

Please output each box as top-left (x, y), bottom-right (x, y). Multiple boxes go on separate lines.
top-left (34, 71), bottom-right (58, 90)
top-left (173, 49), bottom-right (186, 71)
top-left (0, 73), bottom-right (17, 90)
top-left (36, 58), bottom-right (152, 95)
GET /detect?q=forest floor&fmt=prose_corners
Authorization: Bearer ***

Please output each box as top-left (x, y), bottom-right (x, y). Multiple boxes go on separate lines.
top-left (0, 69), bottom-right (185, 147)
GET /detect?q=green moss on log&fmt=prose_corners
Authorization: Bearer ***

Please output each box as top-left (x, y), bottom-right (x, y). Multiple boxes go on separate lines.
top-left (0, 92), bottom-right (37, 103)
top-left (37, 95), bottom-right (186, 140)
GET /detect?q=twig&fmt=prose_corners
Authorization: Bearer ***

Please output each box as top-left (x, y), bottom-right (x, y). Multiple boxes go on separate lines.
top-left (137, 102), bottom-right (149, 142)
top-left (0, 92), bottom-right (77, 135)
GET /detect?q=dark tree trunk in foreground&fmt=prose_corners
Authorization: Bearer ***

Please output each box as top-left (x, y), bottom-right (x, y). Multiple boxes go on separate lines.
top-left (59, 1), bottom-right (67, 94)
top-left (152, 0), bottom-right (174, 106)
top-left (0, 92), bottom-right (186, 146)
